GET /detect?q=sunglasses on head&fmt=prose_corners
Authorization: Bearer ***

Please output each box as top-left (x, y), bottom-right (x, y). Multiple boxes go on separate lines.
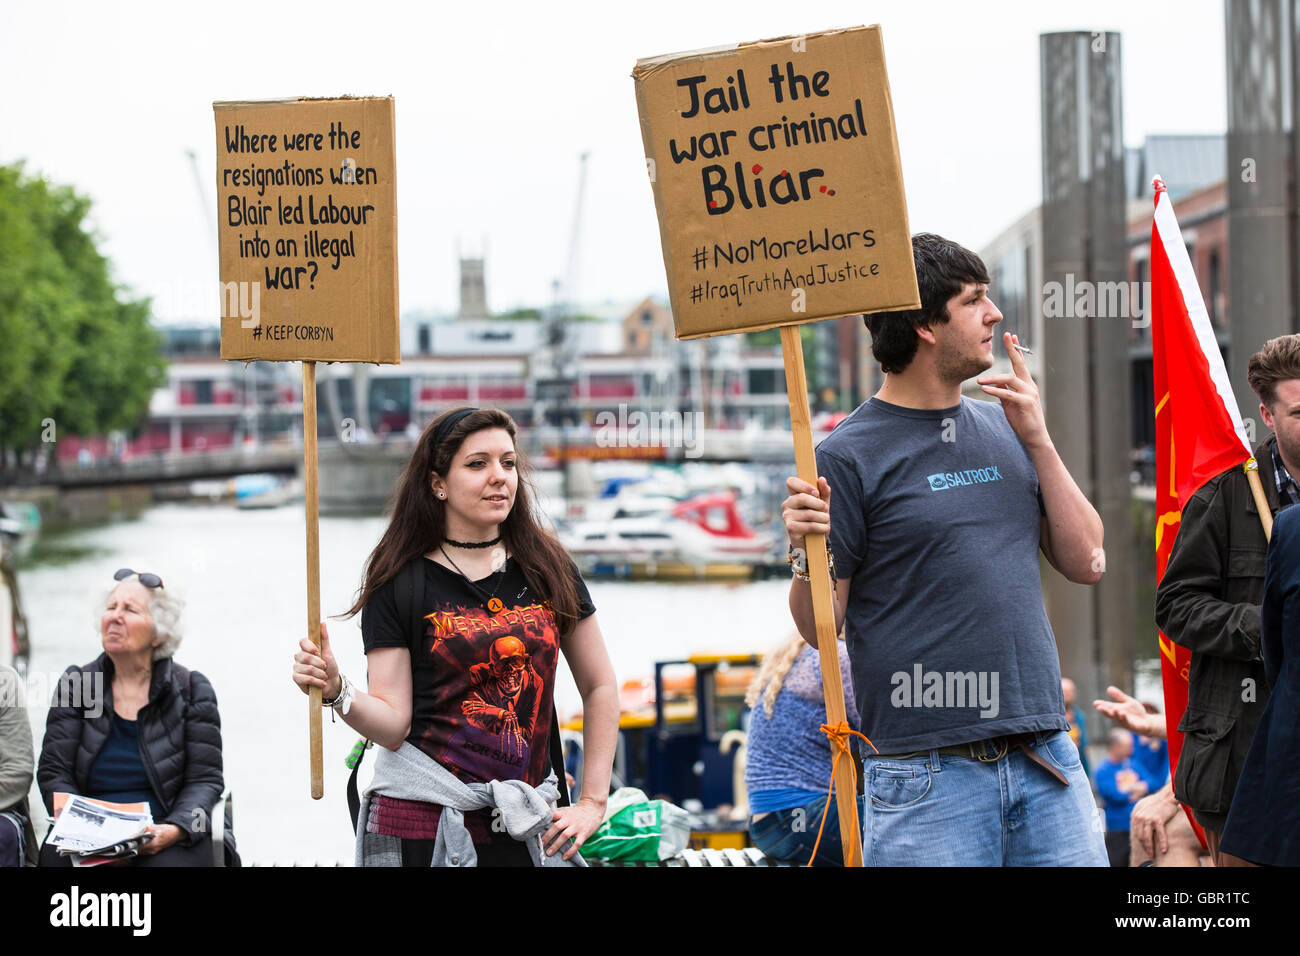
top-left (114, 568), bottom-right (164, 589)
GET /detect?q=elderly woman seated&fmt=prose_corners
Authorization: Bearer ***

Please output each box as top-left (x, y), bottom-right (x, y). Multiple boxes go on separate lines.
top-left (37, 569), bottom-right (225, 866)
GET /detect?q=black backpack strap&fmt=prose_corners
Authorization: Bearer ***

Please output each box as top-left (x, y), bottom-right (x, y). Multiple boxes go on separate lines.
top-left (395, 557), bottom-right (423, 642)
top-left (346, 738), bottom-right (367, 833)
top-left (551, 707), bottom-right (570, 807)
top-left (514, 565), bottom-right (572, 805)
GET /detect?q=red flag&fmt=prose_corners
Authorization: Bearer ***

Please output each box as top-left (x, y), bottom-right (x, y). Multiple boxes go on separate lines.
top-left (1150, 175), bottom-right (1254, 847)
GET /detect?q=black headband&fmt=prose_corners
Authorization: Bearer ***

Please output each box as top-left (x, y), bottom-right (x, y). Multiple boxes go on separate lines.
top-left (430, 407), bottom-right (479, 460)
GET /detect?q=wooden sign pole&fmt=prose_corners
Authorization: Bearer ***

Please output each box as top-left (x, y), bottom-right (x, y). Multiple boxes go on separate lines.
top-left (303, 361), bottom-right (324, 799)
top-left (780, 325), bottom-right (862, 867)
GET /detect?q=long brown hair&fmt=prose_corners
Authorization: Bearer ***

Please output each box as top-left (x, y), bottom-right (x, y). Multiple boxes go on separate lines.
top-left (344, 407), bottom-right (581, 634)
top-left (745, 634), bottom-right (809, 719)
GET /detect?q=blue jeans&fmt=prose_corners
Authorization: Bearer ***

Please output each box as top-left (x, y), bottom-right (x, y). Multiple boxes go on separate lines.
top-left (750, 793), bottom-right (867, 867)
top-left (862, 730), bottom-right (1107, 866)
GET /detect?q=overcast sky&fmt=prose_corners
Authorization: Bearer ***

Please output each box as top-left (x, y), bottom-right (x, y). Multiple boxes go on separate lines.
top-left (1, 0), bottom-right (1226, 323)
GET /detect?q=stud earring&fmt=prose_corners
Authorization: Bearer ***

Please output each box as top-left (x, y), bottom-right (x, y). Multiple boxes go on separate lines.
top-left (438, 492), bottom-right (446, 499)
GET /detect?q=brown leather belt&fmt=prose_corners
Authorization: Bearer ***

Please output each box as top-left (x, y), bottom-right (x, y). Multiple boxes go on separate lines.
top-left (873, 732), bottom-right (1070, 786)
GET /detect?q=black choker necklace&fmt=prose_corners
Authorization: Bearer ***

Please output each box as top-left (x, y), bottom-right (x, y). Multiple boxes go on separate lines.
top-left (444, 535), bottom-right (502, 550)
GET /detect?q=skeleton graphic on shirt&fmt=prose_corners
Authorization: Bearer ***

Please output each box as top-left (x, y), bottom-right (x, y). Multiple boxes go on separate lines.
top-left (462, 636), bottom-right (541, 758)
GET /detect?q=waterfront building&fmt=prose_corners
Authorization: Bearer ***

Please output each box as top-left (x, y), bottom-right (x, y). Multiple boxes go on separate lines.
top-left (977, 133), bottom-right (1228, 483)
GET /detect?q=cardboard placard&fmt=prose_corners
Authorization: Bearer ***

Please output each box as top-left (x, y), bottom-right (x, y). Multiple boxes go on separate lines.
top-left (214, 96), bottom-right (399, 363)
top-left (634, 26), bottom-right (919, 339)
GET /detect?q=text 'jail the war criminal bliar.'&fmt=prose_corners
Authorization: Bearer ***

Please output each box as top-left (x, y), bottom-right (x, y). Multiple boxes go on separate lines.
top-left (634, 28), bottom-right (920, 338)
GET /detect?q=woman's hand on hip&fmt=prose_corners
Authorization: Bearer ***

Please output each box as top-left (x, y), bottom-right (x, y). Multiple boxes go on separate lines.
top-left (542, 795), bottom-right (606, 861)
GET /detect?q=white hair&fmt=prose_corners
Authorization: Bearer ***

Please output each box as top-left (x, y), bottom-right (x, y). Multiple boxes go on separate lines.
top-left (99, 575), bottom-right (186, 661)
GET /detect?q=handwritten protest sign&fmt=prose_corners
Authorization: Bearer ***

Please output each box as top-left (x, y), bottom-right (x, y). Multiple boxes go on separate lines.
top-left (634, 26), bottom-right (921, 864)
top-left (634, 26), bottom-right (919, 338)
top-left (214, 96), bottom-right (399, 363)
top-left (213, 94), bottom-right (399, 798)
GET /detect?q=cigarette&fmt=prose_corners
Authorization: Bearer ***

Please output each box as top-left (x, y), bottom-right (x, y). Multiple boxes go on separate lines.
top-left (1012, 343), bottom-right (1033, 355)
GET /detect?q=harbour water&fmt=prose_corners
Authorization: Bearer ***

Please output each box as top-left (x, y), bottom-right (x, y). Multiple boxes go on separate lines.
top-left (17, 501), bottom-right (793, 864)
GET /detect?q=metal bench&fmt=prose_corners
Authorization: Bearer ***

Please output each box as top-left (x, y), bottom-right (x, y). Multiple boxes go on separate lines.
top-left (587, 846), bottom-right (793, 867)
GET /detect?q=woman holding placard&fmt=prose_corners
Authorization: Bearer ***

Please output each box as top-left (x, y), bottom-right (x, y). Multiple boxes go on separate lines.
top-left (292, 407), bottom-right (618, 866)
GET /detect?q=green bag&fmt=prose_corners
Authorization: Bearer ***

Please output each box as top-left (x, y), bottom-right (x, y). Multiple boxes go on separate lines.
top-left (581, 787), bottom-right (692, 862)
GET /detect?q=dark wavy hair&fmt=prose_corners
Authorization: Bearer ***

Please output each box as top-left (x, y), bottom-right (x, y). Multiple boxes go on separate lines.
top-left (863, 233), bottom-right (990, 374)
top-left (1248, 334), bottom-right (1300, 408)
top-left (344, 407), bottom-right (581, 635)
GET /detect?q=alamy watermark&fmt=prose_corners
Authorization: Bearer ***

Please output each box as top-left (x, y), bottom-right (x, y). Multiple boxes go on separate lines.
top-left (1042, 274), bottom-right (1149, 329)
top-left (219, 279), bottom-right (261, 328)
top-left (594, 405), bottom-right (705, 459)
top-left (890, 664), bottom-right (1000, 719)
top-left (49, 887), bottom-right (151, 936)
top-left (0, 670), bottom-right (105, 718)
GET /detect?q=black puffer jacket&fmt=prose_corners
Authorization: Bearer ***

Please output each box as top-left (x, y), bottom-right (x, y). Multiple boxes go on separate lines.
top-left (37, 653), bottom-right (223, 845)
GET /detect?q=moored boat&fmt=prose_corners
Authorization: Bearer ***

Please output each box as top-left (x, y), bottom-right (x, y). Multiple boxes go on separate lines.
top-left (0, 513), bottom-right (32, 673)
top-left (0, 501), bottom-right (41, 561)
top-left (562, 490), bottom-right (780, 580)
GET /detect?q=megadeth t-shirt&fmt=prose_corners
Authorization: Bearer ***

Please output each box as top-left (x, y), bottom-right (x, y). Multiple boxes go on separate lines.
top-left (361, 556), bottom-right (595, 786)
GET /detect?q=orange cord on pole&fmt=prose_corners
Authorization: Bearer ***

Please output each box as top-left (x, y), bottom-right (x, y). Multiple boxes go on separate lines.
top-left (807, 721), bottom-right (877, 867)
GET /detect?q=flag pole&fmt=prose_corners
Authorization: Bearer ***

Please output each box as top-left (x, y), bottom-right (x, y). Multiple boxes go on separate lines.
top-left (1245, 459), bottom-right (1274, 541)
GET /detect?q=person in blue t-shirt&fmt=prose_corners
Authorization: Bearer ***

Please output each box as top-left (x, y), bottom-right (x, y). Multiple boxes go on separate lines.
top-left (1132, 727), bottom-right (1169, 791)
top-left (1095, 729), bottom-right (1164, 867)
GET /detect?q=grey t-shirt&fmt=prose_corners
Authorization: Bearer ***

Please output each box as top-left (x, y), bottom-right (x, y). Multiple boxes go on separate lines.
top-left (816, 396), bottom-right (1068, 753)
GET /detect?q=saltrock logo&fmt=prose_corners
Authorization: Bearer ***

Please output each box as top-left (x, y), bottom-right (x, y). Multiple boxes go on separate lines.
top-left (925, 466), bottom-right (1004, 492)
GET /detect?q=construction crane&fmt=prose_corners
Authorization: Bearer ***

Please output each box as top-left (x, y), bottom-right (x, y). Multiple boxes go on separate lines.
top-left (542, 151), bottom-right (590, 502)
top-left (561, 149), bottom-right (590, 327)
top-left (545, 151), bottom-right (590, 358)
top-left (541, 151), bottom-right (590, 393)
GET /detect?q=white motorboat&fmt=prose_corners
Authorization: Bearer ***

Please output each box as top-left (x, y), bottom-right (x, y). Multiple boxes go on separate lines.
top-left (562, 491), bottom-right (777, 579)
